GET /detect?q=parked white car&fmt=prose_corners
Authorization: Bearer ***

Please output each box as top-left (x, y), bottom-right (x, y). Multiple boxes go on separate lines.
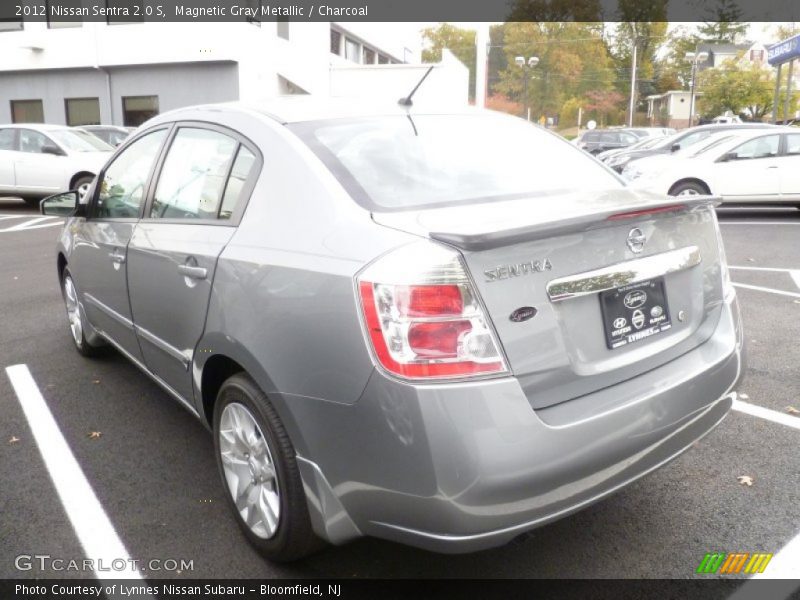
top-left (623, 128), bottom-right (800, 204)
top-left (0, 124), bottom-right (113, 206)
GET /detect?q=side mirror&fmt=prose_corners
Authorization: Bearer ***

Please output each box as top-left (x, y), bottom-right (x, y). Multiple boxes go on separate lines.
top-left (720, 152), bottom-right (737, 162)
top-left (41, 144), bottom-right (65, 156)
top-left (41, 191), bottom-right (82, 217)
top-left (670, 143), bottom-right (681, 153)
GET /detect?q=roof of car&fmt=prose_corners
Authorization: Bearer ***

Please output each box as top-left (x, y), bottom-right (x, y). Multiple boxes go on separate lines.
top-left (2, 123), bottom-right (74, 131)
top-left (151, 97), bottom-right (481, 125)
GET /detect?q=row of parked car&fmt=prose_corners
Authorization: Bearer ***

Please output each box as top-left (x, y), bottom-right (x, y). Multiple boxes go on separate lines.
top-left (0, 123), bottom-right (133, 206)
top-left (577, 123), bottom-right (800, 206)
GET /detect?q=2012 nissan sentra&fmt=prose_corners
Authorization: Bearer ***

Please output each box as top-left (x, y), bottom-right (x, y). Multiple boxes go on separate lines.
top-left (42, 97), bottom-right (744, 561)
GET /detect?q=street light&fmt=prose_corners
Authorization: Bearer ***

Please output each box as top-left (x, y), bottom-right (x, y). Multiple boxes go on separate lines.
top-left (515, 55), bottom-right (540, 121)
top-left (685, 51), bottom-right (709, 127)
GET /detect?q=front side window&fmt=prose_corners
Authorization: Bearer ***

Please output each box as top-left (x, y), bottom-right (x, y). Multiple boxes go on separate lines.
top-left (95, 129), bottom-right (167, 219)
top-left (0, 129), bottom-right (16, 151)
top-left (19, 129), bottom-right (52, 153)
top-left (729, 135), bottom-right (780, 160)
top-left (11, 100), bottom-right (44, 123)
top-left (292, 114), bottom-right (622, 212)
top-left (150, 128), bottom-right (238, 220)
top-left (50, 129), bottom-right (112, 152)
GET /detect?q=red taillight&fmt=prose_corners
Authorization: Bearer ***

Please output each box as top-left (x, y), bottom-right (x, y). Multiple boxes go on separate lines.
top-left (408, 321), bottom-right (472, 358)
top-left (607, 204), bottom-right (686, 221)
top-left (356, 242), bottom-right (508, 381)
top-left (397, 284), bottom-right (463, 317)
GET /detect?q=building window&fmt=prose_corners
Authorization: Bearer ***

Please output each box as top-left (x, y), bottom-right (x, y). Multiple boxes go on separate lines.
top-left (330, 28), bottom-right (342, 55)
top-left (47, 0), bottom-right (82, 28)
top-left (11, 100), bottom-right (44, 123)
top-left (750, 49), bottom-right (764, 62)
top-left (122, 96), bottom-right (158, 127)
top-left (363, 47), bottom-right (376, 64)
top-left (65, 98), bottom-right (101, 126)
top-left (105, 0), bottom-right (144, 24)
top-left (378, 54), bottom-right (389, 64)
top-left (344, 38), bottom-right (360, 63)
top-left (276, 18), bottom-right (289, 40)
top-left (0, 19), bottom-right (24, 32)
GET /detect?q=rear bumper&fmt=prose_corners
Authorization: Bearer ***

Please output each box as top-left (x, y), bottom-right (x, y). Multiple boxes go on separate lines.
top-left (297, 292), bottom-right (744, 553)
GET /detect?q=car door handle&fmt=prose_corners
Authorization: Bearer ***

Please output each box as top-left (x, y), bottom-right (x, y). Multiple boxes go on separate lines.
top-left (177, 264), bottom-right (208, 280)
top-left (767, 165), bottom-right (779, 169)
top-left (108, 251), bottom-right (126, 264)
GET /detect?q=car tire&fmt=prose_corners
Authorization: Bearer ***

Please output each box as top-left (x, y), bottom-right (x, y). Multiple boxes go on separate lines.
top-left (72, 175), bottom-right (94, 201)
top-left (669, 181), bottom-right (710, 197)
top-left (61, 268), bottom-right (106, 357)
top-left (213, 373), bottom-right (323, 562)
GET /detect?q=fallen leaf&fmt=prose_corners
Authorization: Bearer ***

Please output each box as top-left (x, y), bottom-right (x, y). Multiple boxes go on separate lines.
top-left (747, 258), bottom-right (755, 262)
top-left (88, 431), bottom-right (102, 439)
top-left (8, 436), bottom-right (20, 444)
top-left (786, 406), bottom-right (800, 416)
top-left (737, 475), bottom-right (754, 486)
top-left (739, 393), bottom-right (749, 400)
top-left (92, 380), bottom-right (100, 385)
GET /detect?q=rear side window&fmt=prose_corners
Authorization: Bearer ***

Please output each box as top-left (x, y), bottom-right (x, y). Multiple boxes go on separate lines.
top-left (291, 114), bottom-right (622, 212)
top-left (785, 134), bottom-right (800, 155)
top-left (150, 128), bottom-right (238, 220)
top-left (0, 129), bottom-right (15, 150)
top-left (219, 146), bottom-right (256, 220)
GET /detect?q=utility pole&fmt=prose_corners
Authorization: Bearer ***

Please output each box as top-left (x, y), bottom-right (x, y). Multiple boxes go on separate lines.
top-left (628, 39), bottom-right (637, 127)
top-left (475, 24), bottom-right (489, 109)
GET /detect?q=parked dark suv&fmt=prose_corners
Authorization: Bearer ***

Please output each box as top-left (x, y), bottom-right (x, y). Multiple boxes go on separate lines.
top-left (574, 129), bottom-right (642, 154)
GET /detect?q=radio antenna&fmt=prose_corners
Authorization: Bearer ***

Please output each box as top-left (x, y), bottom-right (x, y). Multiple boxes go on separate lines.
top-left (398, 66), bottom-right (434, 107)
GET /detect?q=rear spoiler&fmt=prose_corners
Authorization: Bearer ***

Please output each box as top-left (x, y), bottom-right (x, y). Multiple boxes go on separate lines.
top-left (428, 196), bottom-right (720, 252)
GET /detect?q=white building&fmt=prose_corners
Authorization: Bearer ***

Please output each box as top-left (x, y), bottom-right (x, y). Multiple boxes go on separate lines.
top-left (645, 90), bottom-right (697, 129)
top-left (0, 19), bottom-right (467, 127)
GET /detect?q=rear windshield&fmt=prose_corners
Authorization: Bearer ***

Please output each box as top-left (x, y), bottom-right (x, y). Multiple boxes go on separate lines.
top-left (290, 114), bottom-right (622, 212)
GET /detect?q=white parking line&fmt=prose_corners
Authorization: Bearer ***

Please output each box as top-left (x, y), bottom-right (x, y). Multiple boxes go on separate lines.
top-left (5, 364), bottom-right (143, 581)
top-left (790, 271), bottom-right (800, 292)
top-left (731, 282), bottom-right (800, 299)
top-left (732, 399), bottom-right (800, 432)
top-left (729, 266), bottom-right (796, 273)
top-left (0, 217), bottom-right (62, 233)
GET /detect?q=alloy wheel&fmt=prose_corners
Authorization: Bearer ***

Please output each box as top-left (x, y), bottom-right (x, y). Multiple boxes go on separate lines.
top-left (218, 402), bottom-right (281, 539)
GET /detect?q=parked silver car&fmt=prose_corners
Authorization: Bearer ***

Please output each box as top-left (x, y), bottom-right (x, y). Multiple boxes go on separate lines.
top-left (42, 99), bottom-right (744, 561)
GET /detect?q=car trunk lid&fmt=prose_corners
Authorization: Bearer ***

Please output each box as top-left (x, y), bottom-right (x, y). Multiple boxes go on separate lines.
top-left (373, 189), bottom-right (725, 410)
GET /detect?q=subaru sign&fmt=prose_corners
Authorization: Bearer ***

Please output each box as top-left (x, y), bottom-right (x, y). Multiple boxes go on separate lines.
top-left (768, 34), bottom-right (800, 66)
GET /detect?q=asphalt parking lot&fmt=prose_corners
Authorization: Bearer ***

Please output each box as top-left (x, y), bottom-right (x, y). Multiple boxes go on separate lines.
top-left (1, 197), bottom-right (800, 581)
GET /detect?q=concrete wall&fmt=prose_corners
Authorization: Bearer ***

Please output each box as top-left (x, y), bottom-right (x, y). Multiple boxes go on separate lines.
top-left (329, 49), bottom-right (469, 106)
top-left (0, 62), bottom-right (239, 125)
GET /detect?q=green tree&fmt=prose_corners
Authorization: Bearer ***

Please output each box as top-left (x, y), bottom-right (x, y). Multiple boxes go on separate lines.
top-left (494, 22), bottom-right (614, 120)
top-left (421, 23), bottom-right (476, 100)
top-left (697, 0), bottom-right (748, 43)
top-left (611, 1), bottom-right (669, 114)
top-left (698, 61), bottom-right (798, 120)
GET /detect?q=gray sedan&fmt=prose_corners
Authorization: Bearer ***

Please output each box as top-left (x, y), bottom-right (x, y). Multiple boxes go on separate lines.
top-left (42, 99), bottom-right (744, 561)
